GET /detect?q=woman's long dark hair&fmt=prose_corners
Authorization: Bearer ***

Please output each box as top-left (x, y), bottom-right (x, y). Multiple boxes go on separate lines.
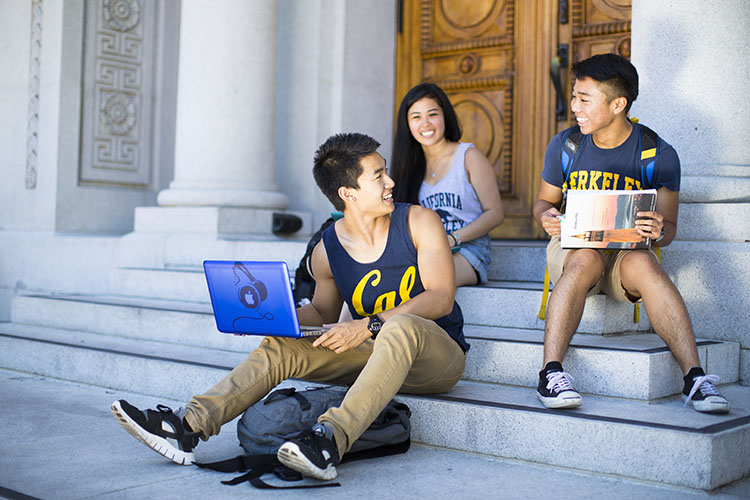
top-left (390, 83), bottom-right (462, 204)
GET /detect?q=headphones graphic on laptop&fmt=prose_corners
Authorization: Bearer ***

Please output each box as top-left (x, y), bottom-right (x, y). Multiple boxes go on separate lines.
top-left (232, 262), bottom-right (273, 322)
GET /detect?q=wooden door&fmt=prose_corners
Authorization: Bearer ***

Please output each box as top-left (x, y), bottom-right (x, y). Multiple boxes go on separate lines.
top-left (395, 0), bottom-right (632, 239)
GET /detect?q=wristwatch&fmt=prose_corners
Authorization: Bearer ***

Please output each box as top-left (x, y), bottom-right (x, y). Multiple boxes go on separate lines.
top-left (655, 227), bottom-right (665, 243)
top-left (368, 314), bottom-right (383, 339)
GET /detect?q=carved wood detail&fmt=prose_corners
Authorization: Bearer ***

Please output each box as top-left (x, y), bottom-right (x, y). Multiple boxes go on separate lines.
top-left (422, 35), bottom-right (513, 54)
top-left (416, 0), bottom-right (514, 197)
top-left (570, 0), bottom-right (632, 62)
top-left (573, 20), bottom-right (630, 37)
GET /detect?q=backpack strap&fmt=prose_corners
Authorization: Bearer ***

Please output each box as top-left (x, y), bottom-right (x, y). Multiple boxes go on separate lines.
top-left (561, 125), bottom-right (585, 188)
top-left (637, 124), bottom-right (660, 189)
top-left (264, 387), bottom-right (312, 410)
top-left (538, 266), bottom-right (551, 320)
top-left (196, 454), bottom-right (341, 489)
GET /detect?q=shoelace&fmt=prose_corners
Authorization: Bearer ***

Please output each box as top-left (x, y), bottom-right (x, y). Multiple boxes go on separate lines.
top-left (683, 374), bottom-right (721, 406)
top-left (546, 371), bottom-right (576, 393)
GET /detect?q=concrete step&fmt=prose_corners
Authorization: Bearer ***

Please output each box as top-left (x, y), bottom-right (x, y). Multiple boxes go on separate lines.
top-left (108, 261), bottom-right (653, 334)
top-left (677, 202), bottom-right (750, 242)
top-left (488, 240), bottom-right (547, 282)
top-left (464, 324), bottom-right (739, 400)
top-left (6, 370), bottom-right (749, 499)
top-left (116, 231), bottom-right (310, 270)
top-left (1, 322), bottom-right (747, 490)
top-left (113, 265), bottom-right (211, 303)
top-left (8, 293), bottom-right (741, 399)
top-left (456, 281), bottom-right (652, 333)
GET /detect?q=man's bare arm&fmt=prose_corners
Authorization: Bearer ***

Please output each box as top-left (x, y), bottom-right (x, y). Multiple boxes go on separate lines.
top-left (380, 205), bottom-right (456, 321)
top-left (533, 180), bottom-right (564, 236)
top-left (635, 187), bottom-right (679, 247)
top-left (296, 241), bottom-right (344, 326)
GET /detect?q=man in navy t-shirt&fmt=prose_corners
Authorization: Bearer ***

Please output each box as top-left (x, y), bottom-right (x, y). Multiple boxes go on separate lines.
top-left (532, 54), bottom-right (729, 413)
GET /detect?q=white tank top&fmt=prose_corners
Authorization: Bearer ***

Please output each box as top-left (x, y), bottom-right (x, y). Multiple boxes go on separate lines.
top-left (418, 142), bottom-right (483, 233)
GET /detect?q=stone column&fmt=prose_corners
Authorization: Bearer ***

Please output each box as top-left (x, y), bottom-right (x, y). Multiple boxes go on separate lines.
top-left (135, 0), bottom-right (307, 235)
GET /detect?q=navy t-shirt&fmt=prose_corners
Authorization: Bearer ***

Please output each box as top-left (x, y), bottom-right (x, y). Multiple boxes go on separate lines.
top-left (321, 203), bottom-right (468, 352)
top-left (542, 123), bottom-right (681, 195)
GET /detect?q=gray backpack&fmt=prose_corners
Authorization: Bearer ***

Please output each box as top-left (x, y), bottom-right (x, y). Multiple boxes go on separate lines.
top-left (196, 386), bottom-right (411, 489)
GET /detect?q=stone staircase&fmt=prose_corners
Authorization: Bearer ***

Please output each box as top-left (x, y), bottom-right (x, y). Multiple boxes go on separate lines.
top-left (1, 234), bottom-right (748, 491)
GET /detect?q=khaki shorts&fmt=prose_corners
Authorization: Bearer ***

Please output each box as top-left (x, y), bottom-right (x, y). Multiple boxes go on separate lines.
top-left (546, 235), bottom-right (658, 304)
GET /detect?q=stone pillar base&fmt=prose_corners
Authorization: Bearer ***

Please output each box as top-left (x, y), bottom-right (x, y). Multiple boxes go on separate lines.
top-left (134, 206), bottom-right (312, 237)
top-left (156, 187), bottom-right (290, 210)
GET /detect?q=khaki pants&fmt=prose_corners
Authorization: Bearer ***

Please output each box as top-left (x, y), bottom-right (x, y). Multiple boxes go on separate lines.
top-left (184, 313), bottom-right (466, 458)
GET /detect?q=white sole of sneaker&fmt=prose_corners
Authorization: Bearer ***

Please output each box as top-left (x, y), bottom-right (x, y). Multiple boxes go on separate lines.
top-left (537, 391), bottom-right (583, 409)
top-left (277, 442), bottom-right (338, 481)
top-left (682, 395), bottom-right (730, 414)
top-left (111, 401), bottom-right (195, 465)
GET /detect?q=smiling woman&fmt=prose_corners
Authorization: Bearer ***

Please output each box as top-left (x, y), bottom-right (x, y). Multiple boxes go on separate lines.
top-left (390, 83), bottom-right (504, 287)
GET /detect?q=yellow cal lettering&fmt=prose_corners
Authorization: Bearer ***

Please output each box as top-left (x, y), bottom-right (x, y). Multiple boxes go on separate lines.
top-left (399, 266), bottom-right (416, 303)
top-left (601, 172), bottom-right (613, 189)
top-left (624, 177), bottom-right (635, 190)
top-left (352, 270), bottom-right (380, 317)
top-left (352, 266), bottom-right (418, 316)
top-left (372, 292), bottom-right (395, 315)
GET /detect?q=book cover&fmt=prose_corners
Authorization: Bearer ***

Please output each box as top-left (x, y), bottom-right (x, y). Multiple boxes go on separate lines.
top-left (560, 189), bottom-right (657, 250)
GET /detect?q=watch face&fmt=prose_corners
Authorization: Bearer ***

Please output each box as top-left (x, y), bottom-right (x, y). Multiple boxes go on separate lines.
top-left (369, 316), bottom-right (382, 333)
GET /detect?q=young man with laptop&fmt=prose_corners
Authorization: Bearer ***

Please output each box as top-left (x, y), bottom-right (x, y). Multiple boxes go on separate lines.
top-left (111, 132), bottom-right (469, 481)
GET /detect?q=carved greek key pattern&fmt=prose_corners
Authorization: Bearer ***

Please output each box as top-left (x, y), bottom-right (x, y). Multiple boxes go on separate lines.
top-left (80, 0), bottom-right (155, 185)
top-left (26, 0), bottom-right (43, 190)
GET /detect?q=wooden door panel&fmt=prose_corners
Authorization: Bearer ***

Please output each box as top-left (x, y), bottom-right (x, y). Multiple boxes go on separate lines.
top-left (571, 0), bottom-right (632, 75)
top-left (396, 0), bottom-right (631, 239)
top-left (397, 0), bottom-right (527, 237)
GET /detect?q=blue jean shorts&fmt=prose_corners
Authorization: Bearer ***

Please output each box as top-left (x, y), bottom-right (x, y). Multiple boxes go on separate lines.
top-left (457, 234), bottom-right (492, 284)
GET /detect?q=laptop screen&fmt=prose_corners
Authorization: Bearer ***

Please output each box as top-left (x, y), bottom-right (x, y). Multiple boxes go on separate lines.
top-left (203, 260), bottom-right (304, 337)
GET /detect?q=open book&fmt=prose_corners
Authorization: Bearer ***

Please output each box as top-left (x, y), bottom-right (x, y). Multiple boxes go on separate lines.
top-left (560, 189), bottom-right (657, 249)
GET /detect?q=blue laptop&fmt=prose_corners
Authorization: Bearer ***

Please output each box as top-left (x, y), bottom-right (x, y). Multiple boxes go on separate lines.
top-left (203, 260), bottom-right (325, 338)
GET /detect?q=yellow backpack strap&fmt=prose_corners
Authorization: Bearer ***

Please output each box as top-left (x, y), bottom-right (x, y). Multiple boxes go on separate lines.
top-left (539, 265), bottom-right (551, 320)
top-left (633, 247), bottom-right (662, 323)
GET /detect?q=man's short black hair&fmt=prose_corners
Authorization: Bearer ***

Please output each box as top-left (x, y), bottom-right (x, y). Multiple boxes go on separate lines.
top-left (571, 53), bottom-right (639, 113)
top-left (313, 133), bottom-right (381, 211)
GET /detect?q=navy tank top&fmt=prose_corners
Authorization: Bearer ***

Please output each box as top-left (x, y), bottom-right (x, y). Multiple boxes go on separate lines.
top-left (322, 203), bottom-right (468, 352)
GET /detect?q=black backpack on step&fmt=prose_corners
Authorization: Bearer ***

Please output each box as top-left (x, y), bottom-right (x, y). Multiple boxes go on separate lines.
top-left (195, 386), bottom-right (411, 489)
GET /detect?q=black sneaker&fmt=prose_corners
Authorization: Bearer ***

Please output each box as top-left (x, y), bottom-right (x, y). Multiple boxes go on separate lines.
top-left (277, 423), bottom-right (339, 480)
top-left (537, 366), bottom-right (583, 409)
top-left (111, 399), bottom-right (199, 465)
top-left (682, 374), bottom-right (730, 414)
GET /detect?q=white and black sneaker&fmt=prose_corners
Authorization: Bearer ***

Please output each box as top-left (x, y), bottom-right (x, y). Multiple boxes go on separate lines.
top-left (537, 363), bottom-right (583, 409)
top-left (277, 423), bottom-right (339, 481)
top-left (111, 399), bottom-right (200, 465)
top-left (682, 369), bottom-right (730, 414)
